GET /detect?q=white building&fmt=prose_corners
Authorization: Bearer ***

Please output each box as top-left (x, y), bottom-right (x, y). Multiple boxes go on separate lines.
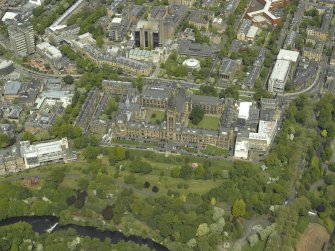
top-left (234, 119), bottom-right (277, 159)
top-left (234, 140), bottom-right (249, 159)
top-left (248, 120), bottom-right (277, 151)
top-left (29, 0), bottom-right (44, 5)
top-left (268, 49), bottom-right (299, 93)
top-left (20, 138), bottom-right (69, 168)
top-left (1, 12), bottom-right (19, 22)
top-left (246, 26), bottom-right (259, 41)
top-left (238, 102), bottom-right (252, 120)
top-left (183, 58), bottom-right (201, 70)
top-left (36, 42), bottom-right (62, 62)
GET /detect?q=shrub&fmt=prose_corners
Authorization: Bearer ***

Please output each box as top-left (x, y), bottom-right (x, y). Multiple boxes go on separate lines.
top-left (77, 190), bottom-right (88, 201)
top-left (152, 186), bottom-right (159, 193)
top-left (102, 205), bottom-right (114, 220)
top-left (316, 204), bottom-right (326, 213)
top-left (129, 160), bottom-right (153, 174)
top-left (66, 196), bottom-right (76, 205)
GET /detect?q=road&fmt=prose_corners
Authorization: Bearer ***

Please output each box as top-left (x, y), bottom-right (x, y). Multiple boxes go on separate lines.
top-left (240, 65), bottom-right (323, 101)
top-left (234, 215), bottom-right (270, 247)
top-left (277, 66), bottom-right (322, 99)
top-left (8, 54), bottom-right (326, 103)
top-left (0, 57), bottom-right (82, 81)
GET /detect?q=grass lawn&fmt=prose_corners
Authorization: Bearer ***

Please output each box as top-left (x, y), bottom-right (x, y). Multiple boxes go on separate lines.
top-left (181, 146), bottom-right (198, 153)
top-left (201, 145), bottom-right (228, 157)
top-left (188, 115), bottom-right (220, 130)
top-left (242, 239), bottom-right (266, 251)
top-left (149, 110), bottom-right (165, 124)
top-left (239, 96), bottom-right (254, 102)
top-left (115, 170), bottom-right (222, 198)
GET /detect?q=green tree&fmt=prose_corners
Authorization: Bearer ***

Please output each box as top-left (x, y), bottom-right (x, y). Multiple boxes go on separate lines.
top-left (180, 165), bottom-right (193, 179)
top-left (232, 199), bottom-right (246, 217)
top-left (189, 107), bottom-right (204, 125)
top-left (194, 166), bottom-right (205, 179)
top-left (78, 177), bottom-right (89, 190)
top-left (219, 86), bottom-right (239, 100)
top-left (212, 207), bottom-right (225, 221)
top-left (171, 167), bottom-right (180, 178)
top-left (108, 147), bottom-right (126, 163)
top-left (129, 160), bottom-right (153, 174)
top-left (82, 146), bottom-right (100, 161)
top-left (63, 75), bottom-right (74, 85)
top-left (133, 76), bottom-right (144, 91)
top-left (198, 85), bottom-right (217, 97)
top-left (0, 134), bottom-right (12, 148)
top-left (196, 223), bottom-right (209, 236)
top-left (21, 131), bottom-right (36, 142)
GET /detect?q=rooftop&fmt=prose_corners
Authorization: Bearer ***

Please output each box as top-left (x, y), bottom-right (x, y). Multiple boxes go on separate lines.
top-left (235, 140), bottom-right (249, 152)
top-left (1, 12), bottom-right (18, 22)
top-left (220, 58), bottom-right (237, 73)
top-left (0, 59), bottom-right (13, 70)
top-left (21, 138), bottom-right (68, 157)
top-left (136, 20), bottom-right (159, 31)
top-left (270, 59), bottom-right (291, 82)
top-left (191, 95), bottom-right (221, 106)
top-left (238, 102), bottom-right (252, 120)
top-left (40, 90), bottom-right (73, 99)
top-left (4, 81), bottom-right (21, 95)
top-left (142, 89), bottom-right (169, 99)
top-left (277, 49), bottom-right (299, 62)
top-left (111, 17), bottom-right (122, 24)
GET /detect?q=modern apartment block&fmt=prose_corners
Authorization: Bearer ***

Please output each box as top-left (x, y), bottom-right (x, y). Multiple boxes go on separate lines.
top-left (268, 49), bottom-right (300, 93)
top-left (7, 21), bottom-right (35, 56)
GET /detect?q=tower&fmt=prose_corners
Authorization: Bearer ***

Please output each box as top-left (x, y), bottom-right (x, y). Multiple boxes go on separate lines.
top-left (7, 21), bottom-right (35, 56)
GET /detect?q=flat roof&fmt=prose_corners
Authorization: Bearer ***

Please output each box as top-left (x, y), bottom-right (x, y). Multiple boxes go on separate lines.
top-left (112, 17), bottom-right (122, 23)
top-left (235, 140), bottom-right (249, 151)
top-left (21, 138), bottom-right (68, 156)
top-left (136, 20), bottom-right (159, 31)
top-left (246, 26), bottom-right (259, 38)
top-left (269, 59), bottom-right (290, 82)
top-left (1, 12), bottom-right (18, 22)
top-left (4, 81), bottom-right (21, 95)
top-left (40, 90), bottom-right (73, 99)
top-left (277, 49), bottom-right (299, 62)
top-left (238, 102), bottom-right (252, 120)
top-left (0, 59), bottom-right (13, 70)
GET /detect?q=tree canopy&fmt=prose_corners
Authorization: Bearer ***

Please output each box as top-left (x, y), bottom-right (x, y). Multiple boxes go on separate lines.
top-left (189, 107), bottom-right (205, 125)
